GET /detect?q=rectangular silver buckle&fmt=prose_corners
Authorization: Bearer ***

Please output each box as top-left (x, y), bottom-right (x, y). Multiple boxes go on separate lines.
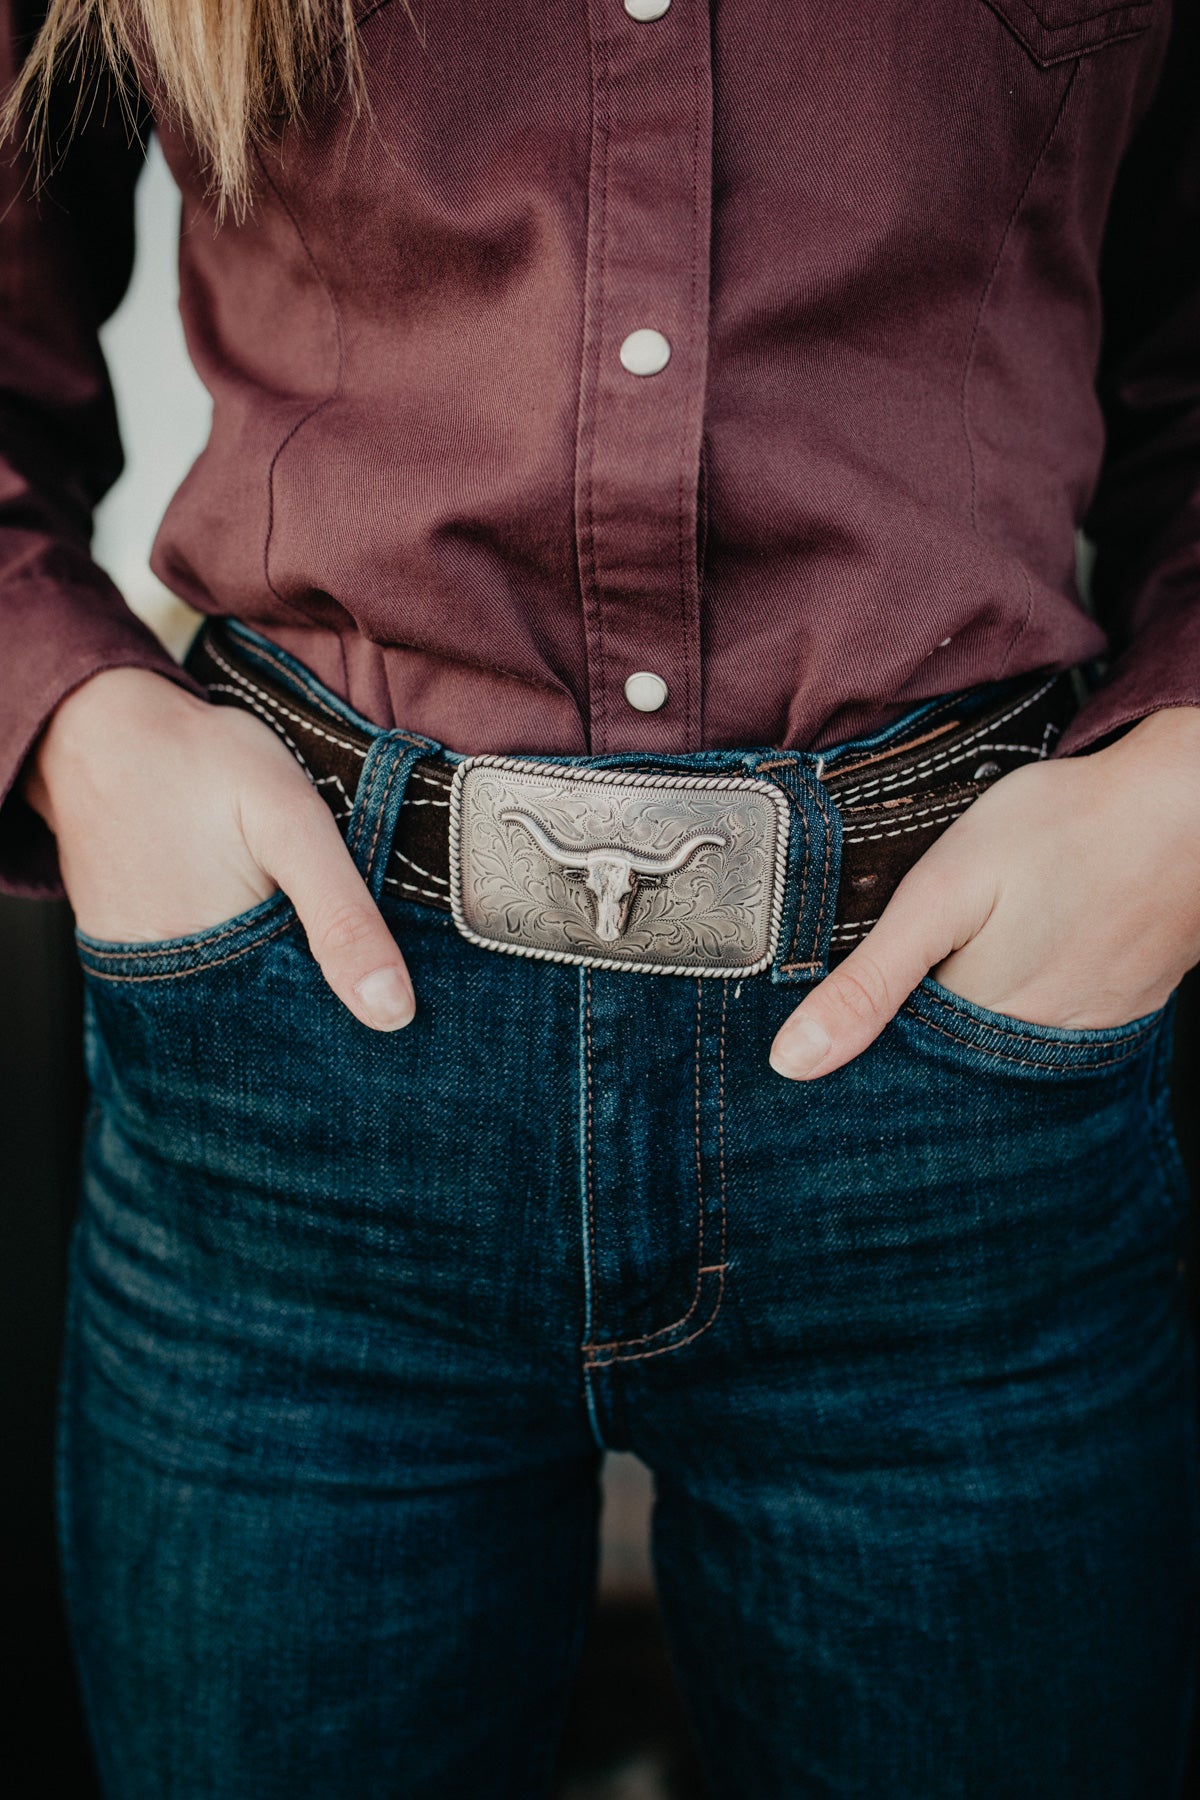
top-left (448, 754), bottom-right (790, 977)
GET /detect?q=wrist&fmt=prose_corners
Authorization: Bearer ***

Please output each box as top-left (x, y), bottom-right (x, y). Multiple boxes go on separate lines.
top-left (19, 666), bottom-right (201, 834)
top-left (1096, 703), bottom-right (1200, 775)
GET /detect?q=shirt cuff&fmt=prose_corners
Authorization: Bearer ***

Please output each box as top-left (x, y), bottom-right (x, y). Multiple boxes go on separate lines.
top-left (0, 554), bottom-right (208, 901)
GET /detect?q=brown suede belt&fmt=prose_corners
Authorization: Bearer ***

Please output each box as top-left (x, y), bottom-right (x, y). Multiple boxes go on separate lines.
top-left (184, 619), bottom-right (1084, 969)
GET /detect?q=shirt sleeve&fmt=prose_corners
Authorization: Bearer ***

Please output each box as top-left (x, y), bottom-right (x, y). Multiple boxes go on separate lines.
top-left (0, 0), bottom-right (207, 900)
top-left (1055, 2), bottom-right (1200, 757)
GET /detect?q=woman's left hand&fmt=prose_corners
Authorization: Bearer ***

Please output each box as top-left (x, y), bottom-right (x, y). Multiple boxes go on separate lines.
top-left (768, 704), bottom-right (1200, 1080)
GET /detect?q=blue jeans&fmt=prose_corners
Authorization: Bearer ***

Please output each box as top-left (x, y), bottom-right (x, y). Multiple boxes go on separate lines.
top-left (60, 625), bottom-right (1200, 1797)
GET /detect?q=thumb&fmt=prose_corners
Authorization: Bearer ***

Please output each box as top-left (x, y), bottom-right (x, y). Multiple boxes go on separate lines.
top-left (768, 863), bottom-right (979, 1080)
top-left (242, 777), bottom-right (416, 1032)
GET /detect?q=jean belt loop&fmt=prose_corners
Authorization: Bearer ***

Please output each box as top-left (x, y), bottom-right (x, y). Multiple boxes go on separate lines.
top-left (346, 729), bottom-right (444, 902)
top-left (749, 748), bottom-right (842, 986)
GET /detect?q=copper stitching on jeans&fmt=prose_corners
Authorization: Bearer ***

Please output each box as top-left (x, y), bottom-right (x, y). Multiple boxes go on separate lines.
top-left (899, 1003), bottom-right (1159, 1073)
top-left (76, 895), bottom-right (293, 959)
top-left (77, 915), bottom-right (296, 982)
top-left (584, 978), bottom-right (727, 1362)
top-left (586, 1271), bottom-right (727, 1365)
top-left (910, 983), bottom-right (1161, 1054)
top-left (783, 774), bottom-right (833, 967)
top-left (583, 968), bottom-right (598, 1345)
top-left (361, 751), bottom-right (410, 876)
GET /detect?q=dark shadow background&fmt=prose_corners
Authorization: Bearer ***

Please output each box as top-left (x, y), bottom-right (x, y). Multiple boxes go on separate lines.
top-left (3, 894), bottom-right (1197, 1798)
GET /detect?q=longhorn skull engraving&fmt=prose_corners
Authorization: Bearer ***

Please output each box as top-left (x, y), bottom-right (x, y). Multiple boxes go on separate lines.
top-left (499, 807), bottom-right (727, 942)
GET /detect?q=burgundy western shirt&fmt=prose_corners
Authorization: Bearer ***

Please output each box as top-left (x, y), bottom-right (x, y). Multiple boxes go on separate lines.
top-left (2, 0), bottom-right (1198, 898)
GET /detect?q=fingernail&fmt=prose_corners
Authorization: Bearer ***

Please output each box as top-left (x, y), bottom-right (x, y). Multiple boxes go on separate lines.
top-left (355, 965), bottom-right (415, 1030)
top-left (770, 1015), bottom-right (832, 1079)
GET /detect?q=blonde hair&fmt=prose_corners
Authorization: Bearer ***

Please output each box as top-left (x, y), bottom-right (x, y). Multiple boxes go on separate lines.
top-left (0, 0), bottom-right (381, 222)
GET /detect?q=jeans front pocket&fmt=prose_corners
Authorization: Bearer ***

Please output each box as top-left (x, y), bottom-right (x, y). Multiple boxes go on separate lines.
top-left (74, 888), bottom-right (300, 986)
top-left (902, 971), bottom-right (1171, 1079)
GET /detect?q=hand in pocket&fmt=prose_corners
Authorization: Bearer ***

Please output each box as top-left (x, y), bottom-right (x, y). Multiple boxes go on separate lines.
top-left (22, 666), bottom-right (418, 1031)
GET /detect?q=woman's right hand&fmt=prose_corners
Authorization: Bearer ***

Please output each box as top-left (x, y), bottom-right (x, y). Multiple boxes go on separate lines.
top-left (20, 665), bottom-right (416, 1031)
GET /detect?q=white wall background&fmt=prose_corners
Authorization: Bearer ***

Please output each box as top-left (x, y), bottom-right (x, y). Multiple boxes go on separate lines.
top-left (93, 138), bottom-right (209, 660)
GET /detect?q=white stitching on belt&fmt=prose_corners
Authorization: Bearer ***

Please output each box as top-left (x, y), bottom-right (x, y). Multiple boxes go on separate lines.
top-left (204, 638), bottom-right (369, 759)
top-left (831, 677), bottom-right (1057, 805)
top-left (837, 736), bottom-right (1042, 813)
top-left (383, 874), bottom-right (449, 903)
top-left (844, 799), bottom-right (975, 844)
top-left (204, 684), bottom-right (316, 780)
top-left (389, 846), bottom-right (449, 887)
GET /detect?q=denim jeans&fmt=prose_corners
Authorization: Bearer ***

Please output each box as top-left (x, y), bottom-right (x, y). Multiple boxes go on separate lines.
top-left (60, 624), bottom-right (1200, 1797)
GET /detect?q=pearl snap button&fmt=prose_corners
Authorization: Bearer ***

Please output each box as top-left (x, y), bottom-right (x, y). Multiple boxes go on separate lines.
top-left (619, 329), bottom-right (671, 376)
top-left (624, 671), bottom-right (669, 713)
top-left (624, 0), bottom-right (671, 18)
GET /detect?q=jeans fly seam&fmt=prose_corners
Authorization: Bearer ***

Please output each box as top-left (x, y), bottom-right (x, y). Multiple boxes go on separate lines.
top-left (584, 979), bottom-right (727, 1363)
top-left (578, 966), bottom-right (606, 1448)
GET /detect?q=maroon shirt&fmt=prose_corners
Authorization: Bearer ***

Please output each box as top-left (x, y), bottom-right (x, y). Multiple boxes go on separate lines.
top-left (2, 0), bottom-right (1198, 898)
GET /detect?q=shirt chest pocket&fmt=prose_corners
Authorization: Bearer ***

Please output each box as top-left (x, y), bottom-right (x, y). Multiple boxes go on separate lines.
top-left (981, 0), bottom-right (1155, 64)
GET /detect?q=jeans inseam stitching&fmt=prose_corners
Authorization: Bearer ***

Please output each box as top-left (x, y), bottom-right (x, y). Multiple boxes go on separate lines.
top-left (584, 980), bottom-right (727, 1364)
top-left (899, 1003), bottom-right (1160, 1071)
top-left (77, 916), bottom-right (295, 982)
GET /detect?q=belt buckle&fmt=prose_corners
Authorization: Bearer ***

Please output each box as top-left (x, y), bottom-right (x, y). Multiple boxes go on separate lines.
top-left (448, 754), bottom-right (791, 977)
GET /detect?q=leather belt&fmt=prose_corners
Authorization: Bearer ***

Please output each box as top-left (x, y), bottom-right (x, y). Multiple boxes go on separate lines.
top-left (184, 619), bottom-right (1083, 971)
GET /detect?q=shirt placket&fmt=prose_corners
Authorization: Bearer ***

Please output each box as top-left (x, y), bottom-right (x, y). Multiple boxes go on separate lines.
top-left (574, 0), bottom-right (714, 754)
